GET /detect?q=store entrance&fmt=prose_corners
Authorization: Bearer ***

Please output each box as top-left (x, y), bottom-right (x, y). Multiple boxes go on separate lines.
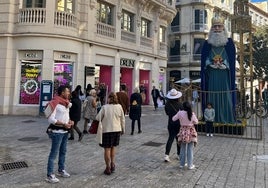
top-left (139, 70), bottom-right (150, 105)
top-left (120, 68), bottom-right (133, 96)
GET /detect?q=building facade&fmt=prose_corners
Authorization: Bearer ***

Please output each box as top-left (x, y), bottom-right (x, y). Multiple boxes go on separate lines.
top-left (0, 0), bottom-right (176, 115)
top-left (167, 0), bottom-right (268, 88)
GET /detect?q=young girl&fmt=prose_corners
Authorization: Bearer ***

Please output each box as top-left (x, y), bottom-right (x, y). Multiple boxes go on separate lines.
top-left (204, 103), bottom-right (215, 137)
top-left (172, 101), bottom-right (198, 170)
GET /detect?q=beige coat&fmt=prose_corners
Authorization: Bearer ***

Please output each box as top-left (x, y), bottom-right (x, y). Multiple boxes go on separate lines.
top-left (96, 104), bottom-right (125, 144)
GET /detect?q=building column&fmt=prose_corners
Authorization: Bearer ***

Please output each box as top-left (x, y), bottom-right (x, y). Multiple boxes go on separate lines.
top-left (114, 51), bottom-right (121, 92)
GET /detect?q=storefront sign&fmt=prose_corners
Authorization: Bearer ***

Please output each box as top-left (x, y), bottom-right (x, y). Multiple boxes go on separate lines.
top-left (120, 58), bottom-right (135, 68)
top-left (189, 71), bottom-right (200, 79)
top-left (54, 51), bottom-right (76, 61)
top-left (25, 53), bottom-right (38, 58)
top-left (60, 54), bottom-right (71, 59)
top-left (19, 50), bottom-right (42, 60)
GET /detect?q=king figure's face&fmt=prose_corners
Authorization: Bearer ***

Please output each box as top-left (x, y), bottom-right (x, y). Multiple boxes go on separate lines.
top-left (207, 24), bottom-right (228, 47)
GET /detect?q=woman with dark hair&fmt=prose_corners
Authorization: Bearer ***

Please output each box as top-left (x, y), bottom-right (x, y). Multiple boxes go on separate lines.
top-left (172, 101), bottom-right (198, 170)
top-left (69, 91), bottom-right (83, 141)
top-left (74, 85), bottom-right (85, 101)
top-left (96, 92), bottom-right (125, 175)
top-left (86, 84), bottom-right (92, 97)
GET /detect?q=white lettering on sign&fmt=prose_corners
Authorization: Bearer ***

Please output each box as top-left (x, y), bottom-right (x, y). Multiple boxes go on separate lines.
top-left (120, 58), bottom-right (135, 67)
top-left (25, 53), bottom-right (38, 58)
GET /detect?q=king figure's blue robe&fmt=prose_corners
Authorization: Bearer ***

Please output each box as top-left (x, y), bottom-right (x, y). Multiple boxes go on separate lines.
top-left (201, 38), bottom-right (236, 124)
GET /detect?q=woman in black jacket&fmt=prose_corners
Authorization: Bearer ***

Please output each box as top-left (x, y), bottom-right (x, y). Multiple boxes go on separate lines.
top-left (129, 87), bottom-right (143, 135)
top-left (69, 91), bottom-right (83, 141)
top-left (164, 89), bottom-right (183, 162)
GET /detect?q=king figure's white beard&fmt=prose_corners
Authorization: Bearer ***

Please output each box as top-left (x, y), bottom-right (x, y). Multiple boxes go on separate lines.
top-left (207, 30), bottom-right (228, 47)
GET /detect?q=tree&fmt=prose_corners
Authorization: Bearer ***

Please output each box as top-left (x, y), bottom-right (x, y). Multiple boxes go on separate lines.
top-left (244, 26), bottom-right (268, 81)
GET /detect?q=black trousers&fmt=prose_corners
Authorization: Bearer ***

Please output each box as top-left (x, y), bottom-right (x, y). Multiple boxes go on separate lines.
top-left (152, 97), bottom-right (158, 109)
top-left (70, 121), bottom-right (81, 138)
top-left (165, 124), bottom-right (180, 156)
top-left (206, 121), bottom-right (214, 134)
top-left (131, 119), bottom-right (141, 133)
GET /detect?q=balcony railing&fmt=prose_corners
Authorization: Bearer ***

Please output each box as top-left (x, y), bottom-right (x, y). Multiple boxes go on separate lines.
top-left (193, 54), bottom-right (201, 61)
top-left (121, 30), bottom-right (136, 43)
top-left (191, 23), bottom-right (209, 32)
top-left (19, 8), bottom-right (46, 24)
top-left (171, 25), bottom-right (180, 33)
top-left (54, 11), bottom-right (77, 28)
top-left (140, 36), bottom-right (152, 47)
top-left (169, 55), bottom-right (181, 61)
top-left (97, 22), bottom-right (116, 38)
top-left (156, 0), bottom-right (175, 6)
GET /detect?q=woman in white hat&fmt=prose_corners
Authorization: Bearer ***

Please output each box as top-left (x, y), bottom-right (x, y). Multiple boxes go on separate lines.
top-left (164, 88), bottom-right (183, 162)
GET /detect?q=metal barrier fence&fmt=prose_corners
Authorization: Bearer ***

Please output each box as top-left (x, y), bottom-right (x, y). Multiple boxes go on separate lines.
top-left (173, 84), bottom-right (265, 140)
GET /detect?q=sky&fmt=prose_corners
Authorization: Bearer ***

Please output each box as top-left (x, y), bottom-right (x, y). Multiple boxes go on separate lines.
top-left (250, 0), bottom-right (267, 2)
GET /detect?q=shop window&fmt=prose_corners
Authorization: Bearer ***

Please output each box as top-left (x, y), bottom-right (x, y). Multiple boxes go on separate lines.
top-left (54, 62), bottom-right (73, 95)
top-left (97, 1), bottom-right (113, 25)
top-left (141, 18), bottom-right (151, 37)
top-left (24, 0), bottom-right (46, 8)
top-left (121, 10), bottom-right (134, 32)
top-left (57, 0), bottom-right (74, 14)
top-left (19, 61), bottom-right (42, 104)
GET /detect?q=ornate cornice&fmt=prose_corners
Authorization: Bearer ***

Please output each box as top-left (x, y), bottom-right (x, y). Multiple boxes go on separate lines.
top-left (90, 0), bottom-right (97, 10)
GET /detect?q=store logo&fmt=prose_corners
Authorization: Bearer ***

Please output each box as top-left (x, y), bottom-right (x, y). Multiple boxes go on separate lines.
top-left (60, 54), bottom-right (71, 59)
top-left (25, 53), bottom-right (38, 58)
top-left (120, 58), bottom-right (135, 68)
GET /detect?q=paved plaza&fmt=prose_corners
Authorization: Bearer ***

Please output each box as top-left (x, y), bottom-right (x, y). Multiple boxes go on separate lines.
top-left (0, 106), bottom-right (268, 188)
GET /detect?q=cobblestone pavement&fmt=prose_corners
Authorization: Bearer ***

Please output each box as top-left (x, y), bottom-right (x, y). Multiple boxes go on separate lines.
top-left (0, 106), bottom-right (267, 188)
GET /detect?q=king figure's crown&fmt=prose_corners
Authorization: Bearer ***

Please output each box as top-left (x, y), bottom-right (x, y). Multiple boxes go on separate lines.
top-left (211, 16), bottom-right (225, 25)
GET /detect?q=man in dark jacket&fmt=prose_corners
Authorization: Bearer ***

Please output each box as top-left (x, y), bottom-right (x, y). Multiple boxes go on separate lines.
top-left (151, 86), bottom-right (160, 110)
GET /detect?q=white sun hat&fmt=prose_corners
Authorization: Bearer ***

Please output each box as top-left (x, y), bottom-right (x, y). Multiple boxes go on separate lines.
top-left (166, 89), bottom-right (182, 99)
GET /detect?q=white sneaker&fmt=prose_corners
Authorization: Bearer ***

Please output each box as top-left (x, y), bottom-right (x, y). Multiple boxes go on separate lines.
top-left (46, 174), bottom-right (59, 183)
top-left (164, 155), bottom-right (170, 162)
top-left (210, 134), bottom-right (213, 137)
top-left (206, 134), bottom-right (209, 137)
top-left (188, 165), bottom-right (195, 170)
top-left (57, 170), bottom-right (70, 178)
top-left (179, 163), bottom-right (188, 169)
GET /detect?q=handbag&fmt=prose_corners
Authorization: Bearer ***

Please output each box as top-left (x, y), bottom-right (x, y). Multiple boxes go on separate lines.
top-left (88, 120), bottom-right (99, 134)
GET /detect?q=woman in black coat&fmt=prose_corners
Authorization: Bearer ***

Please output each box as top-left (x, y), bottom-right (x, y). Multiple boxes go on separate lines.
top-left (69, 91), bottom-right (83, 141)
top-left (129, 87), bottom-right (142, 135)
top-left (164, 89), bottom-right (183, 162)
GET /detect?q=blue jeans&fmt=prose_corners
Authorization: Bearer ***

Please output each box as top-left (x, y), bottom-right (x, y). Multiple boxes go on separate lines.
top-left (47, 132), bottom-right (68, 176)
top-left (180, 142), bottom-right (194, 167)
